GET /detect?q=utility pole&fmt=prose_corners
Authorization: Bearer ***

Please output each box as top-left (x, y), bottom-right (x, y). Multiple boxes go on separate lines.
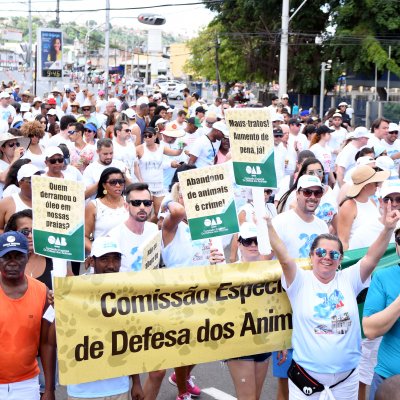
top-left (28, 0), bottom-right (32, 90)
top-left (319, 60), bottom-right (331, 118)
top-left (215, 35), bottom-right (221, 97)
top-left (278, 0), bottom-right (289, 97)
top-left (55, 0), bottom-right (60, 28)
top-left (104, 0), bottom-right (110, 98)
top-left (387, 45), bottom-right (391, 102)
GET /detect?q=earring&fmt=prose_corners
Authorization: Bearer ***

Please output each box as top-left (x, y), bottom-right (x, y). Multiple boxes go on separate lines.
top-left (103, 189), bottom-right (107, 195)
top-left (336, 264), bottom-right (342, 271)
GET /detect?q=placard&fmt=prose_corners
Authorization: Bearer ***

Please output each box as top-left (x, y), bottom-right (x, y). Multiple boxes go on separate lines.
top-left (225, 108), bottom-right (276, 187)
top-left (31, 176), bottom-right (85, 261)
top-left (142, 231), bottom-right (161, 270)
top-left (178, 163), bottom-right (239, 240)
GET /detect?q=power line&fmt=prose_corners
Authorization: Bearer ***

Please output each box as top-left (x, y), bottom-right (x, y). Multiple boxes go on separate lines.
top-left (0, 0), bottom-right (223, 13)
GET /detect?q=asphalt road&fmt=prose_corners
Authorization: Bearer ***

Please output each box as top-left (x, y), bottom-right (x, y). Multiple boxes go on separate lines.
top-left (55, 361), bottom-right (278, 399)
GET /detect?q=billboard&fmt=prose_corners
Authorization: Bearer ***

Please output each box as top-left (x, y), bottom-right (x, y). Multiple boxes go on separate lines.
top-left (37, 28), bottom-right (63, 79)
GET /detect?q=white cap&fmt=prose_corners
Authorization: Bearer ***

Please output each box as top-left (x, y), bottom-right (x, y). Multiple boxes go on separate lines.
top-left (388, 122), bottom-right (399, 132)
top-left (0, 91), bottom-right (10, 99)
top-left (155, 118), bottom-right (167, 126)
top-left (272, 113), bottom-right (284, 122)
top-left (47, 109), bottom-right (58, 116)
top-left (281, 93), bottom-right (289, 99)
top-left (238, 222), bottom-right (258, 239)
top-left (17, 164), bottom-right (42, 182)
top-left (338, 102), bottom-right (348, 107)
top-left (332, 112), bottom-right (342, 118)
top-left (123, 108), bottom-right (136, 119)
top-left (380, 179), bottom-right (400, 198)
top-left (23, 112), bottom-right (34, 122)
top-left (136, 97), bottom-right (149, 106)
top-left (376, 155), bottom-right (394, 171)
top-left (356, 156), bottom-right (375, 167)
top-left (128, 100), bottom-right (136, 107)
top-left (297, 175), bottom-right (323, 190)
top-left (352, 126), bottom-right (371, 139)
top-left (91, 236), bottom-right (122, 257)
top-left (44, 146), bottom-right (63, 158)
top-left (212, 121), bottom-right (229, 137)
top-left (32, 97), bottom-right (42, 104)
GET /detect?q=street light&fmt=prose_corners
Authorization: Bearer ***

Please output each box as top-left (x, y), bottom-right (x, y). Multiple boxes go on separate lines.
top-left (319, 60), bottom-right (332, 119)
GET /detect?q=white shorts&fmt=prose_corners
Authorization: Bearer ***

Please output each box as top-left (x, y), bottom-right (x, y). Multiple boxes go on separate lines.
top-left (0, 376), bottom-right (40, 400)
top-left (289, 367), bottom-right (359, 400)
top-left (359, 337), bottom-right (382, 385)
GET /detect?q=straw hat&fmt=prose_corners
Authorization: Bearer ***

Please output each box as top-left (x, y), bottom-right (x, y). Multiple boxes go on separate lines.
top-left (347, 165), bottom-right (389, 197)
top-left (0, 132), bottom-right (30, 150)
top-left (79, 99), bottom-right (95, 113)
top-left (162, 122), bottom-right (185, 138)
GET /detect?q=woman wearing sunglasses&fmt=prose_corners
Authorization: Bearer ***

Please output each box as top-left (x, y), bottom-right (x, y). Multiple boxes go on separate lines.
top-left (266, 200), bottom-right (400, 400)
top-left (277, 158), bottom-right (338, 232)
top-left (136, 127), bottom-right (184, 223)
top-left (209, 223), bottom-right (275, 400)
top-left (85, 167), bottom-right (128, 253)
top-left (338, 164), bottom-right (389, 251)
top-left (20, 120), bottom-right (46, 169)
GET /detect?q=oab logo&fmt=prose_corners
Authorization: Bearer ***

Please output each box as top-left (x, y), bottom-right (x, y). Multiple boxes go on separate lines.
top-left (48, 236), bottom-right (67, 246)
top-left (6, 235), bottom-right (16, 243)
top-left (204, 217), bottom-right (222, 227)
top-left (245, 165), bottom-right (262, 175)
top-left (303, 387), bottom-right (313, 395)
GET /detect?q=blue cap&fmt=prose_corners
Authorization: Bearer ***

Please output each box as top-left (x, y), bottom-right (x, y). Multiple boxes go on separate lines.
top-left (0, 231), bottom-right (29, 257)
top-left (84, 122), bottom-right (97, 133)
top-left (300, 110), bottom-right (310, 117)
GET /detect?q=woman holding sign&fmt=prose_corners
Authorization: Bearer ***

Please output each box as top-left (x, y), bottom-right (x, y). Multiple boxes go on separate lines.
top-left (209, 223), bottom-right (277, 400)
top-left (265, 202), bottom-right (399, 399)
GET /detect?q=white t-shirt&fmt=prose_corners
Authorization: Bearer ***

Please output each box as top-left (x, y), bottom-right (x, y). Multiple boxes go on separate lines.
top-left (190, 134), bottom-right (221, 168)
top-left (107, 222), bottom-right (158, 272)
top-left (367, 135), bottom-right (382, 149)
top-left (272, 209), bottom-right (328, 258)
top-left (328, 127), bottom-right (347, 154)
top-left (83, 159), bottom-right (127, 188)
top-left (382, 139), bottom-right (400, 176)
top-left (112, 140), bottom-right (137, 180)
top-left (282, 261), bottom-right (369, 373)
top-left (309, 142), bottom-right (332, 173)
top-left (0, 104), bottom-right (16, 123)
top-left (335, 142), bottom-right (359, 176)
top-left (286, 133), bottom-right (309, 175)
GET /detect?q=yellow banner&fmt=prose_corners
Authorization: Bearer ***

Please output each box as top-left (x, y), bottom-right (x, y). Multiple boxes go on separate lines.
top-left (54, 259), bottom-right (310, 385)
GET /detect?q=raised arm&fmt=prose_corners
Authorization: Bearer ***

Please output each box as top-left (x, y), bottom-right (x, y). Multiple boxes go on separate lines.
top-left (359, 201), bottom-right (400, 283)
top-left (161, 200), bottom-right (186, 247)
top-left (266, 217), bottom-right (297, 287)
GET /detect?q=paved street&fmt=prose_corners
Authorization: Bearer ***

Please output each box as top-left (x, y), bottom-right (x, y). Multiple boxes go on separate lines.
top-left (56, 360), bottom-right (278, 399)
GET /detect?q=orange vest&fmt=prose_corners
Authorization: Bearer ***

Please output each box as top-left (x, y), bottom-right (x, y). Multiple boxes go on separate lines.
top-left (0, 275), bottom-right (46, 383)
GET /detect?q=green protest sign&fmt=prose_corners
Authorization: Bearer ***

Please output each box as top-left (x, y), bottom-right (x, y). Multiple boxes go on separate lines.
top-left (31, 176), bottom-right (85, 261)
top-left (179, 163), bottom-right (239, 240)
top-left (225, 108), bottom-right (276, 187)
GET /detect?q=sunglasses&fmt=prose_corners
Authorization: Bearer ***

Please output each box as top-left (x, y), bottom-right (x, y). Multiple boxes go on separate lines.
top-left (300, 188), bottom-right (324, 198)
top-left (84, 129), bottom-right (95, 134)
top-left (106, 179), bottom-right (125, 186)
top-left (389, 131), bottom-right (399, 135)
top-left (129, 199), bottom-right (153, 207)
top-left (28, 133), bottom-right (38, 138)
top-left (6, 142), bottom-right (20, 148)
top-left (48, 157), bottom-right (64, 164)
top-left (21, 177), bottom-right (32, 183)
top-left (314, 247), bottom-right (341, 260)
top-left (82, 108), bottom-right (91, 111)
top-left (19, 228), bottom-right (32, 237)
top-left (67, 130), bottom-right (76, 135)
top-left (307, 170), bottom-right (324, 177)
top-left (383, 196), bottom-right (400, 204)
top-left (144, 134), bottom-right (154, 139)
top-left (239, 237), bottom-right (258, 247)
top-left (205, 120), bottom-right (214, 125)
top-left (124, 129), bottom-right (132, 133)
top-left (274, 134), bottom-right (283, 138)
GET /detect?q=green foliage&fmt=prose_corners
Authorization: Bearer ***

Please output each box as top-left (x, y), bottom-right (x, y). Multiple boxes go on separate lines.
top-left (200, 0), bottom-right (330, 93)
top-left (327, 0), bottom-right (400, 79)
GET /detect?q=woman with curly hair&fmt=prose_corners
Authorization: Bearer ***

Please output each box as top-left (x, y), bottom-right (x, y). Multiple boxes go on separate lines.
top-left (20, 120), bottom-right (46, 169)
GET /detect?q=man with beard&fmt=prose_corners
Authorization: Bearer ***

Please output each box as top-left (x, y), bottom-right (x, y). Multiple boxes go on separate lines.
top-left (107, 182), bottom-right (158, 273)
top-left (83, 138), bottom-right (131, 199)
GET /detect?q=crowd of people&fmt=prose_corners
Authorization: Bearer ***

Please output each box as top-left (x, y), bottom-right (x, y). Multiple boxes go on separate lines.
top-left (0, 81), bottom-right (399, 400)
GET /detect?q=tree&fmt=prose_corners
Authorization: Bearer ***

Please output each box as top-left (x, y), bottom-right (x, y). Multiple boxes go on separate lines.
top-left (326, 0), bottom-right (400, 99)
top-left (201, 0), bottom-right (331, 93)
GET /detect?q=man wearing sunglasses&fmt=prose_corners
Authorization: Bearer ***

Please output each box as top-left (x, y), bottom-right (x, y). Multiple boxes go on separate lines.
top-left (270, 174), bottom-right (328, 399)
top-left (112, 122), bottom-right (141, 182)
top-left (83, 138), bottom-right (131, 200)
top-left (47, 114), bottom-right (77, 148)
